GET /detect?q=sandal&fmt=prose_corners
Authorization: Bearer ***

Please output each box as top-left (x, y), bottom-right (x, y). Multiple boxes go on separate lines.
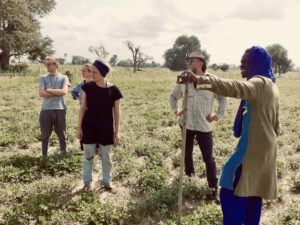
top-left (103, 185), bottom-right (117, 194)
top-left (82, 184), bottom-right (91, 191)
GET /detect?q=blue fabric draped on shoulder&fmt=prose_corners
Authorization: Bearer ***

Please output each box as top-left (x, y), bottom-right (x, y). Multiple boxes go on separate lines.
top-left (233, 46), bottom-right (275, 138)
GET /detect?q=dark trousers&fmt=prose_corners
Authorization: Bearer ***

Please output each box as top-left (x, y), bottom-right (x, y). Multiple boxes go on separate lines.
top-left (184, 129), bottom-right (218, 188)
top-left (39, 110), bottom-right (67, 156)
top-left (220, 188), bottom-right (262, 225)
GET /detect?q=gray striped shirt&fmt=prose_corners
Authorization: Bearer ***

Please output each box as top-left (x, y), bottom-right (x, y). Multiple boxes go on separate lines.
top-left (169, 74), bottom-right (227, 132)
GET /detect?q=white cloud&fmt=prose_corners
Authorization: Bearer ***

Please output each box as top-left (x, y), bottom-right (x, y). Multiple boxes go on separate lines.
top-left (40, 0), bottom-right (300, 67)
top-left (227, 0), bottom-right (286, 21)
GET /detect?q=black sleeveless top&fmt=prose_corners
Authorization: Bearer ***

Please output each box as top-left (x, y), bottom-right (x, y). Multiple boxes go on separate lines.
top-left (81, 82), bottom-right (123, 145)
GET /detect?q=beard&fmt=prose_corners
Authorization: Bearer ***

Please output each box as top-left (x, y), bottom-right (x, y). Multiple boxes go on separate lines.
top-left (241, 69), bottom-right (247, 78)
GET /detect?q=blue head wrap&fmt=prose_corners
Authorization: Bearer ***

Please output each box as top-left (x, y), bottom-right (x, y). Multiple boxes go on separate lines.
top-left (233, 46), bottom-right (275, 138)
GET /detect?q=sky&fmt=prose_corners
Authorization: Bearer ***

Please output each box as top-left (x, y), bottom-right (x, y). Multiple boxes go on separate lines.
top-left (41, 0), bottom-right (300, 67)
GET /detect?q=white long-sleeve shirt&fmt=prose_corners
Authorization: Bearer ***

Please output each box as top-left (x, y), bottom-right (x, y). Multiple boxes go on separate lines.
top-left (169, 74), bottom-right (227, 132)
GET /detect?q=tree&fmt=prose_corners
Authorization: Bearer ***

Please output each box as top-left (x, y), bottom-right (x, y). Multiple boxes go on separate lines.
top-left (266, 44), bottom-right (293, 76)
top-left (88, 44), bottom-right (109, 59)
top-left (219, 63), bottom-right (229, 72)
top-left (124, 41), bottom-right (140, 72)
top-left (149, 61), bottom-right (161, 68)
top-left (0, 0), bottom-right (56, 69)
top-left (137, 52), bottom-right (153, 71)
top-left (109, 54), bottom-right (118, 67)
top-left (209, 63), bottom-right (219, 71)
top-left (71, 55), bottom-right (90, 65)
top-left (116, 59), bottom-right (133, 67)
top-left (163, 35), bottom-right (210, 71)
top-left (57, 58), bottom-right (66, 65)
top-left (140, 60), bottom-right (161, 68)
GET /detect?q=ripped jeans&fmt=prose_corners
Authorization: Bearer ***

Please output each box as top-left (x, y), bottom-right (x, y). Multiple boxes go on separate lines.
top-left (82, 144), bottom-right (113, 186)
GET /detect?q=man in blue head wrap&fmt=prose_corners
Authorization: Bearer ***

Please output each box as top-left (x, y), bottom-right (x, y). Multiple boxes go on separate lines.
top-left (233, 47), bottom-right (276, 138)
top-left (179, 46), bottom-right (280, 225)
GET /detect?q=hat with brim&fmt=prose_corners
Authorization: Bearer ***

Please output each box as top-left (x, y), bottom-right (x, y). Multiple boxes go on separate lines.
top-left (186, 52), bottom-right (205, 60)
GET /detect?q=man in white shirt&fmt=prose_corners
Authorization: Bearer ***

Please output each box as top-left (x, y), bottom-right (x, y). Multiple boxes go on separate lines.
top-left (169, 52), bottom-right (227, 196)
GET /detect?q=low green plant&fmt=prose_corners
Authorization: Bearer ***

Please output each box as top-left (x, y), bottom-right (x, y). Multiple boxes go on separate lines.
top-left (291, 173), bottom-right (300, 193)
top-left (0, 154), bottom-right (82, 183)
top-left (271, 200), bottom-right (300, 225)
top-left (130, 185), bottom-right (178, 220)
top-left (137, 167), bottom-right (167, 193)
top-left (172, 153), bottom-right (181, 168)
top-left (181, 204), bottom-right (223, 225)
top-left (113, 160), bottom-right (135, 180)
top-left (2, 179), bottom-right (74, 225)
top-left (183, 179), bottom-right (214, 200)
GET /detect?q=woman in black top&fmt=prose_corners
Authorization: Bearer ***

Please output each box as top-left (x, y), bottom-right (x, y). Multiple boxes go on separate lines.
top-left (77, 60), bottom-right (123, 192)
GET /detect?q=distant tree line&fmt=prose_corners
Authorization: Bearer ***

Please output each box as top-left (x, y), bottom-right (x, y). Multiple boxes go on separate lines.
top-left (209, 63), bottom-right (230, 72)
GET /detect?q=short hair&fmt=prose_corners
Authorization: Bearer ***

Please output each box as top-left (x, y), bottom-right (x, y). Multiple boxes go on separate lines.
top-left (45, 56), bottom-right (59, 67)
top-left (83, 64), bottom-right (92, 72)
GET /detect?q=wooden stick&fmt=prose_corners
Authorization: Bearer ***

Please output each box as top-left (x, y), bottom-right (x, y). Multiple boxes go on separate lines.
top-left (177, 82), bottom-right (189, 225)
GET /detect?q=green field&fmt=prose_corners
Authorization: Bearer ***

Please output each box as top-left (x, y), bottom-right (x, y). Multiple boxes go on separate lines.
top-left (0, 66), bottom-right (299, 224)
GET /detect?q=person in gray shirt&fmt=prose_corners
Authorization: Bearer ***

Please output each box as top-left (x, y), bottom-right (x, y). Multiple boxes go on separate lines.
top-left (169, 52), bottom-right (227, 198)
top-left (39, 56), bottom-right (70, 156)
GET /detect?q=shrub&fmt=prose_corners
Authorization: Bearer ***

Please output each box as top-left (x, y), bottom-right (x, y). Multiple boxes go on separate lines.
top-left (130, 185), bottom-right (178, 219)
top-left (183, 179), bottom-right (214, 200)
top-left (0, 154), bottom-right (82, 183)
top-left (289, 155), bottom-right (300, 171)
top-left (2, 179), bottom-right (74, 224)
top-left (65, 191), bottom-right (130, 225)
top-left (2, 64), bottom-right (29, 72)
top-left (276, 159), bottom-right (286, 179)
top-left (137, 168), bottom-right (167, 193)
top-left (0, 166), bottom-right (41, 183)
top-left (64, 70), bottom-right (74, 83)
top-left (272, 200), bottom-right (300, 225)
top-left (172, 153), bottom-right (181, 168)
top-left (39, 153), bottom-right (82, 176)
top-left (113, 161), bottom-right (135, 180)
top-left (181, 204), bottom-right (223, 225)
top-left (291, 173), bottom-right (300, 193)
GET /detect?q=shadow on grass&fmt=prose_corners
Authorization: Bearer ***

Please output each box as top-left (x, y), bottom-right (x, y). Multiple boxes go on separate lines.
top-left (0, 152), bottom-right (82, 183)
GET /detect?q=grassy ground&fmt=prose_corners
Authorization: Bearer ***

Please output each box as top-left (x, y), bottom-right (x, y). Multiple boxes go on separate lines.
top-left (0, 66), bottom-right (299, 224)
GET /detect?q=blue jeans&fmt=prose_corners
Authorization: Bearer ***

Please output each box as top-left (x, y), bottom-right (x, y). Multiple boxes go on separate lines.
top-left (220, 188), bottom-right (262, 225)
top-left (82, 144), bottom-right (113, 186)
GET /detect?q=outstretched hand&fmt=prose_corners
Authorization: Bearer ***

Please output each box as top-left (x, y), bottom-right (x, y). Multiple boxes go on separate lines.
top-left (176, 70), bottom-right (198, 84)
